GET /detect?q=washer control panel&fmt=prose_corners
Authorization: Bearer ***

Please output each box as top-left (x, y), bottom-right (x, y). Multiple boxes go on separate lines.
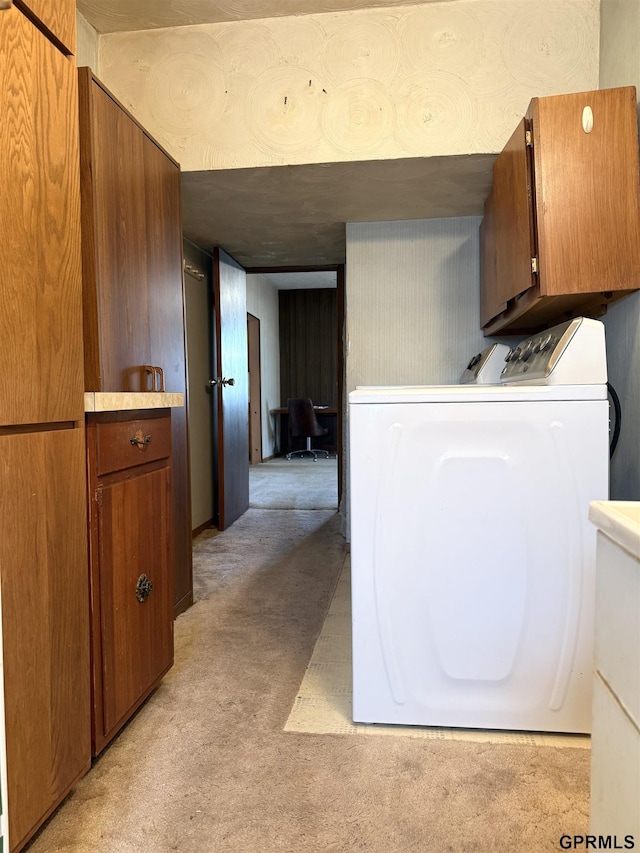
top-left (459, 343), bottom-right (512, 385)
top-left (500, 317), bottom-right (607, 385)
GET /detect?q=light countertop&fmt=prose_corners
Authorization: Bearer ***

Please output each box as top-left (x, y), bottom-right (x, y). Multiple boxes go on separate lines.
top-left (589, 501), bottom-right (640, 560)
top-left (84, 392), bottom-right (184, 413)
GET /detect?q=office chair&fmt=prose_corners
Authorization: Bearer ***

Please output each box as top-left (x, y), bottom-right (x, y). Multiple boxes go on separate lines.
top-left (286, 398), bottom-right (330, 461)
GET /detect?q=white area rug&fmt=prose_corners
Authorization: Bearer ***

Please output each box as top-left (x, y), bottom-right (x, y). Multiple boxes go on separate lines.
top-left (286, 557), bottom-right (590, 749)
top-left (249, 456), bottom-right (338, 509)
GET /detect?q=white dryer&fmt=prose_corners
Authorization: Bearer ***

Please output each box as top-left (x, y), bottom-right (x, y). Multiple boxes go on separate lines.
top-left (349, 318), bottom-right (609, 733)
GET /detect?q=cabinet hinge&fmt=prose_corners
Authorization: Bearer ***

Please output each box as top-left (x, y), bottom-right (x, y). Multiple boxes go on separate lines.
top-left (531, 256), bottom-right (538, 274)
top-left (525, 130), bottom-right (533, 147)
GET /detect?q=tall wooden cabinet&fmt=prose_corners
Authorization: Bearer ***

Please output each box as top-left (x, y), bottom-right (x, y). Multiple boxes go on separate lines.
top-left (481, 86), bottom-right (640, 335)
top-left (77, 69), bottom-right (193, 616)
top-left (0, 3), bottom-right (90, 851)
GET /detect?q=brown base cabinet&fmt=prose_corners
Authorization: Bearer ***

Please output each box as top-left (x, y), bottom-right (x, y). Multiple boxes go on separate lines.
top-left (86, 410), bottom-right (174, 756)
top-left (481, 86), bottom-right (640, 336)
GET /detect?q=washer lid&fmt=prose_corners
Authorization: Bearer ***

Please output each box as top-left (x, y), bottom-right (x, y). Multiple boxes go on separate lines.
top-left (349, 383), bottom-right (607, 404)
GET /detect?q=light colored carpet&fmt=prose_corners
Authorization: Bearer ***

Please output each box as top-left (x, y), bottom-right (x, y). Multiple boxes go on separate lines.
top-left (249, 457), bottom-right (338, 509)
top-left (286, 557), bottom-right (590, 750)
top-left (26, 508), bottom-right (590, 853)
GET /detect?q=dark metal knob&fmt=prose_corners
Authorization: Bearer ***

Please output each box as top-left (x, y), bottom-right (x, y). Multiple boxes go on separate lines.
top-left (135, 574), bottom-right (153, 603)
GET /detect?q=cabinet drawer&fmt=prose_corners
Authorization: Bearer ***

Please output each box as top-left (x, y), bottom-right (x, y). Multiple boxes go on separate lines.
top-left (96, 415), bottom-right (171, 476)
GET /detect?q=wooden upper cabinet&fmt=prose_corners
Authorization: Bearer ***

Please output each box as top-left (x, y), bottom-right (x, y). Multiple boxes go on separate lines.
top-left (481, 86), bottom-right (640, 335)
top-left (15, 0), bottom-right (76, 55)
top-left (78, 68), bottom-right (185, 393)
top-left (0, 5), bottom-right (83, 425)
top-left (532, 87), bottom-right (640, 297)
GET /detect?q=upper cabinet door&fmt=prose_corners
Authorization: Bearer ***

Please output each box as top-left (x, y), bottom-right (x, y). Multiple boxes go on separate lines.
top-left (78, 70), bottom-right (184, 393)
top-left (492, 118), bottom-right (535, 308)
top-left (532, 86), bottom-right (640, 298)
top-left (79, 73), bottom-right (152, 391)
top-left (0, 6), bottom-right (84, 425)
top-left (15, 0), bottom-right (76, 55)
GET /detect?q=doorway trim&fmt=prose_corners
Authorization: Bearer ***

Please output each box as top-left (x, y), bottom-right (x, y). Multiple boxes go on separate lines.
top-left (247, 312), bottom-right (262, 464)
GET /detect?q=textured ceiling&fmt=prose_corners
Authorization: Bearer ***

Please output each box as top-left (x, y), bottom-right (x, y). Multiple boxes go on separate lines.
top-left (76, 0), bottom-right (442, 34)
top-left (181, 153), bottom-right (495, 268)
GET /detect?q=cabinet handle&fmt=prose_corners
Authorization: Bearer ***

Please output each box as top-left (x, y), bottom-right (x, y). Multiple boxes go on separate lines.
top-left (130, 431), bottom-right (152, 448)
top-left (153, 366), bottom-right (165, 392)
top-left (135, 574), bottom-right (153, 603)
top-left (0, 2), bottom-right (14, 10)
top-left (143, 365), bottom-right (165, 392)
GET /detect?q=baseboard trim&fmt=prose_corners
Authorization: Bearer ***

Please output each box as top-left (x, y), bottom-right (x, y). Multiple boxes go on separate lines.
top-left (192, 518), bottom-right (215, 538)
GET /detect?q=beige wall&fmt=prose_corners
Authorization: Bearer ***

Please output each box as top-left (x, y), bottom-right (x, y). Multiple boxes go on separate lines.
top-left (246, 276), bottom-right (281, 459)
top-left (345, 216), bottom-right (512, 391)
top-left (184, 242), bottom-right (214, 530)
top-left (599, 0), bottom-right (640, 500)
top-left (76, 11), bottom-right (99, 72)
top-left (94, 1), bottom-right (599, 171)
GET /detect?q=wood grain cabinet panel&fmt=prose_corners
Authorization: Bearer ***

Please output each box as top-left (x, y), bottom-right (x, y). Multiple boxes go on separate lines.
top-left (481, 86), bottom-right (640, 335)
top-left (14, 0), bottom-right (76, 55)
top-left (78, 68), bottom-right (193, 616)
top-left (87, 411), bottom-right (174, 756)
top-left (0, 5), bottom-right (84, 426)
top-left (0, 428), bottom-right (90, 853)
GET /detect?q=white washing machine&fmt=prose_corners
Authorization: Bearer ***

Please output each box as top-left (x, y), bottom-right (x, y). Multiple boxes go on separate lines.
top-left (349, 317), bottom-right (609, 733)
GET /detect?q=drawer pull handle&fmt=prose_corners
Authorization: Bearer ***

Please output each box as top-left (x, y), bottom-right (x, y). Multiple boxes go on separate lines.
top-left (130, 431), bottom-right (152, 449)
top-left (135, 574), bottom-right (153, 603)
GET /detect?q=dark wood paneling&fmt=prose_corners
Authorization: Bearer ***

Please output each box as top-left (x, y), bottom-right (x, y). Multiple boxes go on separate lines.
top-left (0, 8), bottom-right (84, 426)
top-left (0, 428), bottom-right (90, 852)
top-left (279, 289), bottom-right (337, 407)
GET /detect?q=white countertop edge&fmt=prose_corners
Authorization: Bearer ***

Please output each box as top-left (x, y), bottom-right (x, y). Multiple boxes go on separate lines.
top-left (589, 501), bottom-right (640, 560)
top-left (84, 392), bottom-right (184, 412)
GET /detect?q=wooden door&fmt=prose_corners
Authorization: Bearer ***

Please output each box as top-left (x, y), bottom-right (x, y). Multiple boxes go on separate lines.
top-left (0, 428), bottom-right (90, 852)
top-left (0, 6), bottom-right (84, 426)
top-left (213, 249), bottom-right (249, 529)
top-left (247, 313), bottom-right (262, 464)
top-left (492, 118), bottom-right (536, 311)
top-left (14, 0), bottom-right (76, 54)
top-left (98, 466), bottom-right (174, 736)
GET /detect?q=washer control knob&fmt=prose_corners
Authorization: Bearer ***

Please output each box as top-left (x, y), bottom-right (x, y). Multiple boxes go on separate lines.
top-left (540, 334), bottom-right (553, 352)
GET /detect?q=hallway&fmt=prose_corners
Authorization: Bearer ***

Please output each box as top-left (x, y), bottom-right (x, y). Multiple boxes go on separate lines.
top-left (27, 498), bottom-right (590, 852)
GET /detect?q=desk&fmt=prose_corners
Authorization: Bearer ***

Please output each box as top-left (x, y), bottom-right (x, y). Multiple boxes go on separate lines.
top-left (271, 407), bottom-right (338, 456)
